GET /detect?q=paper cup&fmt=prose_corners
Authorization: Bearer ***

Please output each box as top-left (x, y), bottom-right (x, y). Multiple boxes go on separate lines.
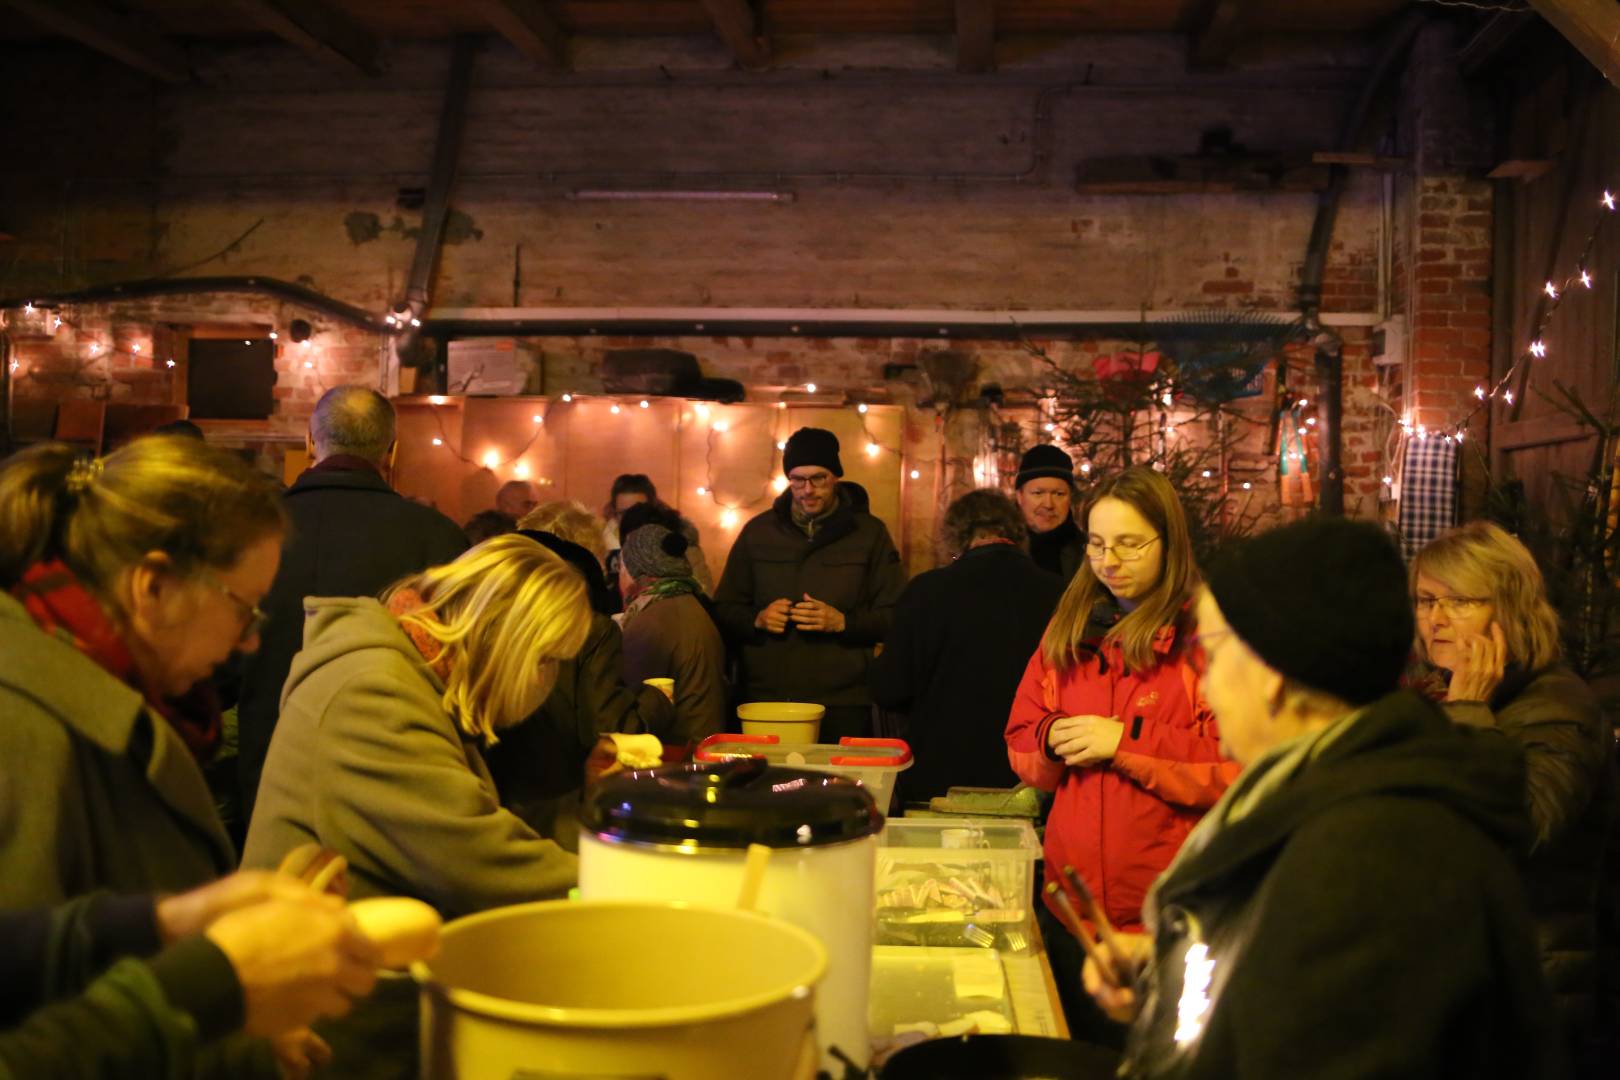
top-left (644, 678), bottom-right (675, 702)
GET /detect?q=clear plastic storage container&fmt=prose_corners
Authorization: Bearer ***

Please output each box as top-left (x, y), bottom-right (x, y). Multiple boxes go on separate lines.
top-left (694, 734), bottom-right (912, 812)
top-left (873, 817), bottom-right (1040, 952)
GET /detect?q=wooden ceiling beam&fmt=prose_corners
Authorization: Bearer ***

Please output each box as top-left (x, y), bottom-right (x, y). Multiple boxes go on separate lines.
top-left (231, 0), bottom-right (383, 76)
top-left (955, 0), bottom-right (996, 73)
top-left (1528, 0), bottom-right (1620, 90)
top-left (697, 0), bottom-right (770, 70)
top-left (1187, 0), bottom-right (1251, 71)
top-left (5, 0), bottom-right (190, 83)
top-left (471, 0), bottom-right (567, 68)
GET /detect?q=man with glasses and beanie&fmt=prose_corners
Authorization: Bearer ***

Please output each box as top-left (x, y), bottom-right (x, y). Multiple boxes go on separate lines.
top-left (1081, 517), bottom-right (1560, 1080)
top-left (1015, 444), bottom-right (1084, 581)
top-left (714, 427), bottom-right (905, 741)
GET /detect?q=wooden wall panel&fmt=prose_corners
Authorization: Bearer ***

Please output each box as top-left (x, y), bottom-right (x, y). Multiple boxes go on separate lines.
top-left (389, 395), bottom-right (908, 579)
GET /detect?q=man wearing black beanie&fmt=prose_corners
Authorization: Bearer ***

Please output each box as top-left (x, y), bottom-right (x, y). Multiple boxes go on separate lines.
top-left (714, 427), bottom-right (904, 741)
top-left (1083, 517), bottom-right (1559, 1080)
top-left (1013, 444), bottom-right (1084, 581)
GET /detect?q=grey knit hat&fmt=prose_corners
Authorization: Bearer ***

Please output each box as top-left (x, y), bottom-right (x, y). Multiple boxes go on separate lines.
top-left (622, 523), bottom-right (692, 580)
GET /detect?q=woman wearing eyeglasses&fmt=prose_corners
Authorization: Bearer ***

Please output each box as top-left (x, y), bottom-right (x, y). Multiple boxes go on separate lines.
top-left (0, 437), bottom-right (285, 907)
top-left (1412, 521), bottom-right (1612, 1065)
top-left (1005, 466), bottom-right (1239, 1038)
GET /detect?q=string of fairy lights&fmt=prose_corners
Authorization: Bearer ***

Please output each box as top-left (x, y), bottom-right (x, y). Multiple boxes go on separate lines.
top-left (1398, 187), bottom-right (1620, 447)
top-left (412, 384), bottom-right (918, 530)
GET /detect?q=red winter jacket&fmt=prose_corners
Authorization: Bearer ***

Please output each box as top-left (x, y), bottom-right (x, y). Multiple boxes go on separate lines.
top-left (1005, 610), bottom-right (1240, 933)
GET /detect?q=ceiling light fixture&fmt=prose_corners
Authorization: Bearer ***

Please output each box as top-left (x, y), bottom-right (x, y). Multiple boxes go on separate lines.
top-left (566, 189), bottom-right (796, 203)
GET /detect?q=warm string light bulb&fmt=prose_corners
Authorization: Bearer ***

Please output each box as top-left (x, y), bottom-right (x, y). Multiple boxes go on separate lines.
top-left (532, 414), bottom-right (542, 424)
top-left (857, 403), bottom-right (868, 414)
top-left (431, 437), bottom-right (444, 447)
top-left (1529, 340), bottom-right (1547, 358)
top-left (805, 383), bottom-right (817, 394)
top-left (1581, 270), bottom-right (1594, 288)
top-left (482, 451), bottom-right (499, 469)
top-left (773, 476), bottom-right (789, 492)
top-left (720, 509), bottom-right (739, 528)
top-left (639, 399), bottom-right (649, 409)
top-left (865, 442), bottom-right (880, 458)
top-left (695, 486), bottom-right (708, 496)
top-left (909, 469), bottom-right (920, 480)
top-left (713, 420), bottom-right (729, 433)
top-left (610, 404), bottom-right (621, 415)
top-left (561, 393), bottom-right (573, 402)
top-left (1544, 281), bottom-right (1559, 299)
top-left (1604, 191), bottom-right (1616, 211)
top-left (514, 462), bottom-right (530, 479)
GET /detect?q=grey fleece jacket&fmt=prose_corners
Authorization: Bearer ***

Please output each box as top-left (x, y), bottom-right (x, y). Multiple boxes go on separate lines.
top-left (241, 596), bottom-right (577, 915)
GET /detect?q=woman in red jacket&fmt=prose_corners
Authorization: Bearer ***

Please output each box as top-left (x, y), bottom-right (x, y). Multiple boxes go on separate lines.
top-left (1005, 466), bottom-right (1238, 1034)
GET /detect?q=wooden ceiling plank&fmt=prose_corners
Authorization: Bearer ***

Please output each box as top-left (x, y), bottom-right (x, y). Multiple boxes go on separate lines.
top-left (1528, 0), bottom-right (1620, 90)
top-left (1187, 0), bottom-right (1251, 70)
top-left (232, 0), bottom-right (383, 76)
top-left (955, 0), bottom-right (996, 73)
top-left (471, 0), bottom-right (567, 68)
top-left (697, 0), bottom-right (769, 70)
top-left (6, 0), bottom-right (190, 82)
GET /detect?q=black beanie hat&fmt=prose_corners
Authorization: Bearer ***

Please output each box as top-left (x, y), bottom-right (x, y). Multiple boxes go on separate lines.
top-left (1015, 444), bottom-right (1076, 489)
top-left (782, 427), bottom-right (843, 477)
top-left (1205, 518), bottom-right (1413, 706)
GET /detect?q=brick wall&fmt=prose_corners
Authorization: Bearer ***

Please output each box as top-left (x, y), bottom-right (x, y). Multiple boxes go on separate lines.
top-left (1, 34), bottom-right (1417, 569)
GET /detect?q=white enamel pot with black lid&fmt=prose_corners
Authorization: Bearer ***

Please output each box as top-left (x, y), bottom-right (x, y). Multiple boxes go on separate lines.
top-left (578, 757), bottom-right (884, 1076)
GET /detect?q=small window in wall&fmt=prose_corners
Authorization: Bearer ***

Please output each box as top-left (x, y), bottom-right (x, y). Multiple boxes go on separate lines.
top-left (187, 338), bottom-right (277, 419)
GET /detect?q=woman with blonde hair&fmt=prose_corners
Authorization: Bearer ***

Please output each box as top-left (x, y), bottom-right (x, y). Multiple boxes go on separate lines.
top-left (243, 533), bottom-right (588, 910)
top-left (1005, 466), bottom-right (1238, 1036)
top-left (243, 533), bottom-right (591, 1079)
top-left (1412, 520), bottom-right (1612, 1061)
top-left (519, 499), bottom-right (609, 566)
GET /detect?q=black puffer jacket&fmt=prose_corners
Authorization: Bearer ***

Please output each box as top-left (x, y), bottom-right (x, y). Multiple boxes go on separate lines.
top-left (714, 490), bottom-right (904, 708)
top-left (1445, 664), bottom-right (1616, 1042)
top-left (1122, 690), bottom-right (1560, 1080)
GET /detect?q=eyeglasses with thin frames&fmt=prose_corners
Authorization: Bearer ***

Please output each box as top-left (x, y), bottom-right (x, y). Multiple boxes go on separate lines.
top-left (1414, 594), bottom-right (1489, 618)
top-left (1187, 628), bottom-right (1234, 677)
top-left (1085, 535), bottom-right (1161, 562)
top-left (197, 569), bottom-right (268, 644)
top-left (787, 472), bottom-right (835, 490)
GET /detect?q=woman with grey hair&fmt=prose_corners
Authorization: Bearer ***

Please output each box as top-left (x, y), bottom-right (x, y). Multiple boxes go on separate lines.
top-left (871, 489), bottom-right (1066, 803)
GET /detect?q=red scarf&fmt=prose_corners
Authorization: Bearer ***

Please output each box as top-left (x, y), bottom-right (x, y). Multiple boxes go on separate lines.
top-left (11, 560), bottom-right (222, 762)
top-left (386, 588), bottom-right (453, 681)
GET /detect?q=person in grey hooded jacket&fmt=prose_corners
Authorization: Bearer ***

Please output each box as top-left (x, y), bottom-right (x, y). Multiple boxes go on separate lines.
top-left (243, 535), bottom-right (590, 1080)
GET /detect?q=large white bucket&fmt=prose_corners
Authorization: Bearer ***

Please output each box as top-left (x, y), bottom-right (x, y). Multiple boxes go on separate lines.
top-left (412, 899), bottom-right (825, 1080)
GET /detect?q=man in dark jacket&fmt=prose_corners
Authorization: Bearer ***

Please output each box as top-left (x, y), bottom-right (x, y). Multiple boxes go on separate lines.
top-left (714, 427), bottom-right (905, 742)
top-left (1085, 519), bottom-right (1560, 1080)
top-left (236, 386), bottom-right (466, 826)
top-left (871, 489), bottom-right (1063, 803)
top-left (1014, 444), bottom-right (1084, 582)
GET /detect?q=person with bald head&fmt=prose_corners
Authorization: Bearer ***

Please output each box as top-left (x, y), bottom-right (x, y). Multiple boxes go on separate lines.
top-left (236, 386), bottom-right (467, 830)
top-left (495, 479), bottom-right (541, 520)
